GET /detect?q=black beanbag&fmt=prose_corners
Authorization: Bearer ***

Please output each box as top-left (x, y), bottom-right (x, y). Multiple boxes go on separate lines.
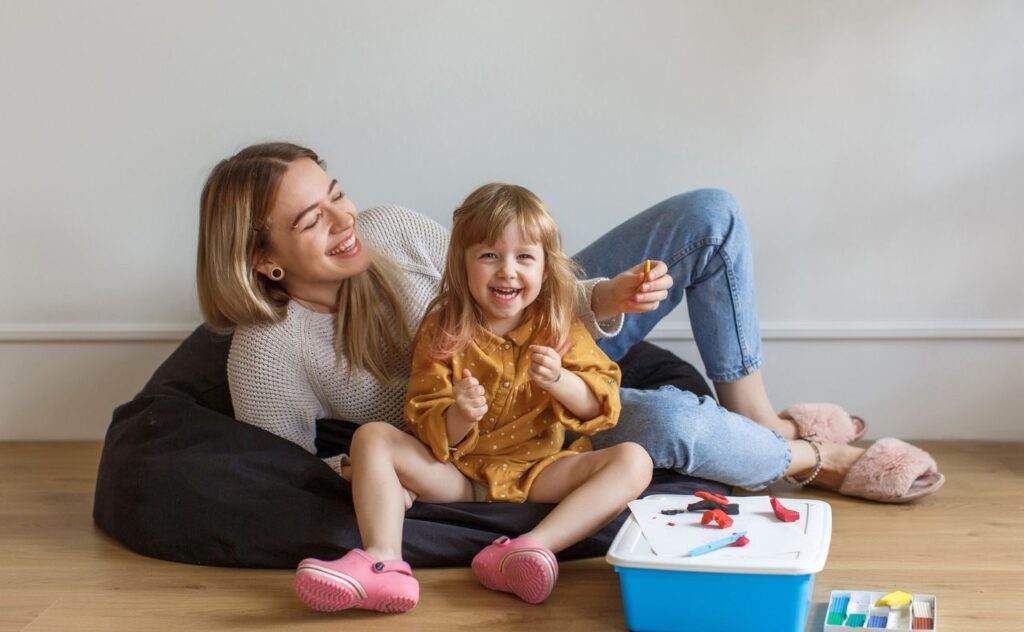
top-left (93, 326), bottom-right (725, 568)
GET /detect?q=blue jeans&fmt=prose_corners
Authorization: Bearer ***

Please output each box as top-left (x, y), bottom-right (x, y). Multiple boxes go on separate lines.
top-left (572, 189), bottom-right (790, 489)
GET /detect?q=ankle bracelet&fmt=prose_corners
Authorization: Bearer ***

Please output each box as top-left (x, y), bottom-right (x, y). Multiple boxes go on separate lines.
top-left (784, 438), bottom-right (823, 486)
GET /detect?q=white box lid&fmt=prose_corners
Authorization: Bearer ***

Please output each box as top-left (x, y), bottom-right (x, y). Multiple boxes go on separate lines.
top-left (606, 495), bottom-right (832, 576)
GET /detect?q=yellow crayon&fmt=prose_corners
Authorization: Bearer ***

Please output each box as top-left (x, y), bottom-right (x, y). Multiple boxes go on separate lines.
top-left (637, 260), bottom-right (652, 294)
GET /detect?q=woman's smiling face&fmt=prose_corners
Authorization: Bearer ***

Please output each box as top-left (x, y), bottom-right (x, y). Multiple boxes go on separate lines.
top-left (255, 158), bottom-right (370, 303)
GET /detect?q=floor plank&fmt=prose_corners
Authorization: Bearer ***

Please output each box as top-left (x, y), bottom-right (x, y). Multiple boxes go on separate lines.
top-left (1, 441), bottom-right (1020, 631)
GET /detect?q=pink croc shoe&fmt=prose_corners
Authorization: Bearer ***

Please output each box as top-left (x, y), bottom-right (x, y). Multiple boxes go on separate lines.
top-left (780, 403), bottom-right (868, 444)
top-left (295, 549), bottom-right (419, 614)
top-left (471, 536), bottom-right (558, 604)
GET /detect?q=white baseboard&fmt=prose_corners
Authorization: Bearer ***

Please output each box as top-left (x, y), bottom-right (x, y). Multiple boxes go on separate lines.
top-left (0, 323), bottom-right (200, 342)
top-left (651, 321), bottom-right (1024, 340)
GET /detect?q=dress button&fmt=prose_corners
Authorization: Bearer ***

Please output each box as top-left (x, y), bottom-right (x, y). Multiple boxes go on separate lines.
top-left (489, 417), bottom-right (496, 422)
top-left (374, 562), bottom-right (385, 571)
top-left (503, 380), bottom-right (511, 388)
top-left (503, 343), bottom-right (511, 350)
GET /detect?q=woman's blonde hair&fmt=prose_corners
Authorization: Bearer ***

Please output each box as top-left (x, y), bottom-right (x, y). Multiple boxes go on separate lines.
top-left (196, 142), bottom-right (411, 382)
top-left (427, 183), bottom-right (582, 358)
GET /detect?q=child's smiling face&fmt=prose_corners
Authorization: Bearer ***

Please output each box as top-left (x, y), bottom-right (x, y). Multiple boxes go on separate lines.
top-left (464, 223), bottom-right (545, 337)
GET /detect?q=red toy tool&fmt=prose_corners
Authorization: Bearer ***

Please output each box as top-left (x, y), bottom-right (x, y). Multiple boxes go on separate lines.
top-left (770, 497), bottom-right (800, 522)
top-left (700, 509), bottom-right (734, 529)
top-left (695, 491), bottom-right (729, 506)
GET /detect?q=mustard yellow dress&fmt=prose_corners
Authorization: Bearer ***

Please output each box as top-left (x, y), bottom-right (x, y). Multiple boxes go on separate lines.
top-left (404, 311), bottom-right (621, 502)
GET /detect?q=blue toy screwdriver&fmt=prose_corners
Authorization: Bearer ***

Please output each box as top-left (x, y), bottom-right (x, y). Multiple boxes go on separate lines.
top-left (688, 531), bottom-right (747, 557)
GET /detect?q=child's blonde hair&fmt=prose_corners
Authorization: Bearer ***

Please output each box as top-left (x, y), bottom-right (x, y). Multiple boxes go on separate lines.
top-left (427, 183), bottom-right (583, 358)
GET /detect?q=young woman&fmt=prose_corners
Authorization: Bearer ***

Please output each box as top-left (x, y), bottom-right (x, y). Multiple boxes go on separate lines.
top-left (197, 143), bottom-right (943, 545)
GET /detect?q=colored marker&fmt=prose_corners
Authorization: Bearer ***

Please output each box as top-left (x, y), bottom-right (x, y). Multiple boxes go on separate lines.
top-left (687, 531), bottom-right (747, 557)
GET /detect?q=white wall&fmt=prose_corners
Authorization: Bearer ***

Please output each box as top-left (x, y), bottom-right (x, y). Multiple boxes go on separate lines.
top-left (2, 0), bottom-right (1022, 440)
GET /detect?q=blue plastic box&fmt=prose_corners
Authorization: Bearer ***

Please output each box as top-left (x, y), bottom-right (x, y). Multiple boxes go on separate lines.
top-left (606, 495), bottom-right (832, 632)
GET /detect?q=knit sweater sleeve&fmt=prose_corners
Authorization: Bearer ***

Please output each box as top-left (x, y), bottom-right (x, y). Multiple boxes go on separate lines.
top-left (577, 278), bottom-right (624, 339)
top-left (227, 320), bottom-right (325, 455)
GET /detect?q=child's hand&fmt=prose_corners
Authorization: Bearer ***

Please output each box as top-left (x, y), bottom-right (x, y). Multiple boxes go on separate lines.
top-left (453, 369), bottom-right (488, 421)
top-left (528, 345), bottom-right (564, 389)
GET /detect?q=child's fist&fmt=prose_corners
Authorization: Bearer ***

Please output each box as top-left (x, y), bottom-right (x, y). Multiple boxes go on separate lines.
top-left (528, 345), bottom-right (563, 389)
top-left (453, 369), bottom-right (488, 421)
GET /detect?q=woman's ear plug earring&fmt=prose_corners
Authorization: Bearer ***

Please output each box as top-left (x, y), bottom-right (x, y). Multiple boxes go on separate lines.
top-left (270, 267), bottom-right (284, 280)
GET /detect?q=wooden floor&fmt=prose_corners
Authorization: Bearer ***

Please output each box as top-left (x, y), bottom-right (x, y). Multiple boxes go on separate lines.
top-left (1, 441), bottom-right (1021, 631)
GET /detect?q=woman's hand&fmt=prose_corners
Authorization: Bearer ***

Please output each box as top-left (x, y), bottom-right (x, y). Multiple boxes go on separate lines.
top-left (453, 369), bottom-right (488, 421)
top-left (591, 260), bottom-right (673, 322)
top-left (528, 345), bottom-right (563, 389)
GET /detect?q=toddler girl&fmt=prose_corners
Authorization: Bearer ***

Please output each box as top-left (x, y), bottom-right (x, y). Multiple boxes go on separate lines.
top-left (294, 183), bottom-right (653, 613)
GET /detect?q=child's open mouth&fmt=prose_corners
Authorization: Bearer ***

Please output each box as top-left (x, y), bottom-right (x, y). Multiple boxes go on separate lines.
top-left (489, 287), bottom-right (522, 303)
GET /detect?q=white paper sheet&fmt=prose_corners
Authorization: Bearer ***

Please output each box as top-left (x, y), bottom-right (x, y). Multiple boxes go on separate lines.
top-left (627, 495), bottom-right (810, 559)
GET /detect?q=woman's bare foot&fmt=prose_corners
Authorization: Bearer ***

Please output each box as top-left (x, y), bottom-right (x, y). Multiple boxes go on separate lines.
top-left (786, 441), bottom-right (864, 491)
top-left (765, 416), bottom-right (799, 440)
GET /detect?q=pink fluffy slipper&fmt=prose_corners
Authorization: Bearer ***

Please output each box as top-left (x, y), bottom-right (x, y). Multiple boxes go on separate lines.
top-left (838, 438), bottom-right (945, 503)
top-left (295, 549), bottom-right (419, 614)
top-left (780, 403), bottom-right (867, 444)
top-left (471, 536), bottom-right (559, 604)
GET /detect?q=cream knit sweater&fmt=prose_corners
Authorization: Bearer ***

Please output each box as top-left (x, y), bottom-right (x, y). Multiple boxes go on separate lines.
top-left (227, 205), bottom-right (621, 461)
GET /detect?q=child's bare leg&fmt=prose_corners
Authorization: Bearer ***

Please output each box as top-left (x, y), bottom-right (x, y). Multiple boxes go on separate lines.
top-left (522, 443), bottom-right (653, 553)
top-left (714, 370), bottom-right (798, 438)
top-left (349, 422), bottom-right (474, 561)
top-left (337, 462), bottom-right (417, 509)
